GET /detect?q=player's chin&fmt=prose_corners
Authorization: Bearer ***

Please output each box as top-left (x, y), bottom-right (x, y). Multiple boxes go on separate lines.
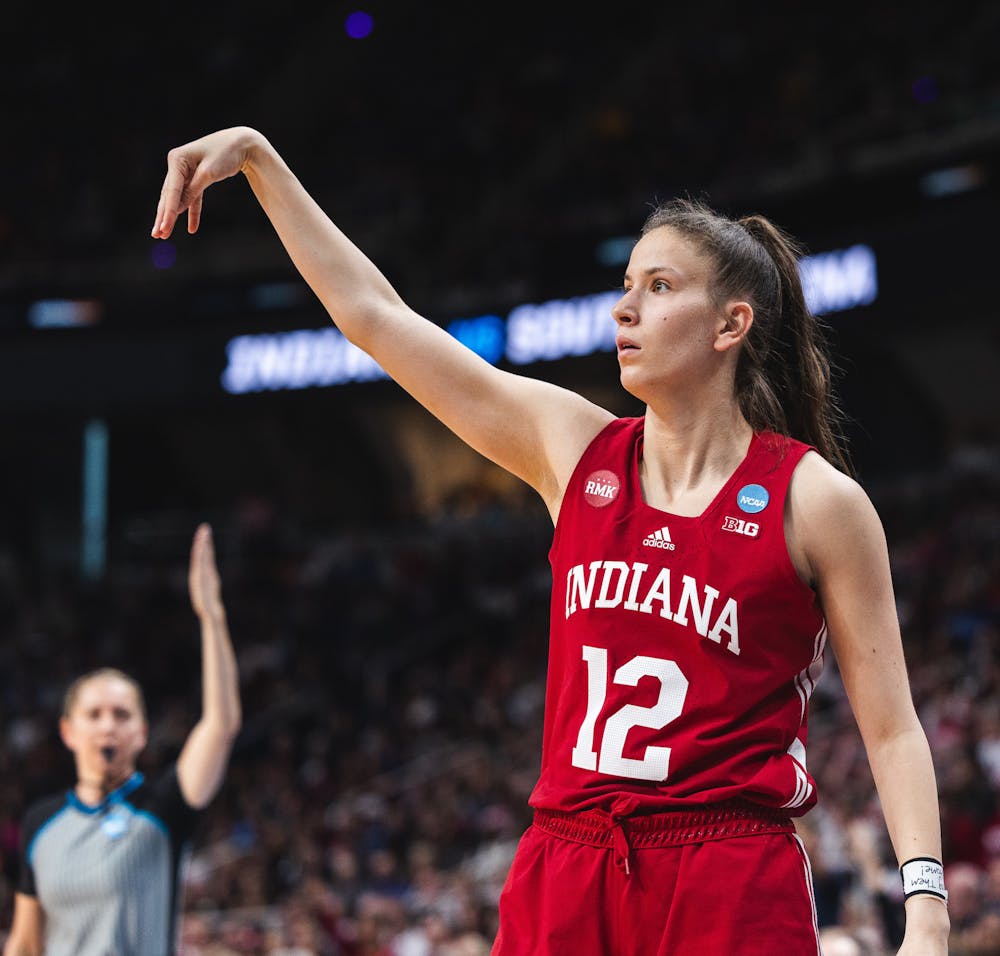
top-left (618, 367), bottom-right (649, 401)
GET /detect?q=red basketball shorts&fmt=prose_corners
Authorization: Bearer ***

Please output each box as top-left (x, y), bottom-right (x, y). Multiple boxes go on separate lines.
top-left (492, 802), bottom-right (820, 955)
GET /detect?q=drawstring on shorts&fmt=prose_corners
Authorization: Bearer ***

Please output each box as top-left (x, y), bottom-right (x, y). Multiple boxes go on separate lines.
top-left (609, 815), bottom-right (632, 874)
top-left (531, 799), bottom-right (796, 879)
top-left (594, 801), bottom-right (637, 874)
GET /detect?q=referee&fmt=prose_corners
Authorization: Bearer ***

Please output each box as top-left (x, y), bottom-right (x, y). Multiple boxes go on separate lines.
top-left (2, 524), bottom-right (241, 956)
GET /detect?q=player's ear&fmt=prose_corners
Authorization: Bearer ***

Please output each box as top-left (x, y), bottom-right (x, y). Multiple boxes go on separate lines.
top-left (714, 301), bottom-right (753, 353)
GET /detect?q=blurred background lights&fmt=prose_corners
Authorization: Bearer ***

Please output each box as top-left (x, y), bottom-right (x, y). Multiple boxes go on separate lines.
top-left (595, 235), bottom-right (637, 267)
top-left (249, 281), bottom-right (311, 311)
top-left (447, 315), bottom-right (506, 365)
top-left (28, 298), bottom-right (103, 329)
top-left (345, 11), bottom-right (374, 39)
top-left (151, 240), bottom-right (177, 270)
top-left (919, 163), bottom-right (988, 198)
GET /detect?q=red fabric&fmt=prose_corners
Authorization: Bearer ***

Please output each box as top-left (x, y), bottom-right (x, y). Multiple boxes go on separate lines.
top-left (492, 821), bottom-right (820, 955)
top-left (532, 419), bottom-right (826, 815)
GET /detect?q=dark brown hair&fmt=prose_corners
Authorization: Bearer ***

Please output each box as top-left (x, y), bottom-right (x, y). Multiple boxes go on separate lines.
top-left (641, 197), bottom-right (853, 476)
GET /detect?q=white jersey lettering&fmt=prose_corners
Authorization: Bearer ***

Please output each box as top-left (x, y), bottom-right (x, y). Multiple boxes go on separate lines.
top-left (565, 561), bottom-right (741, 656)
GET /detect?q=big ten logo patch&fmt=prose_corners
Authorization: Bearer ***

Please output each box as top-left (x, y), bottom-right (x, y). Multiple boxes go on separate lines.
top-left (583, 470), bottom-right (620, 508)
top-left (722, 516), bottom-right (760, 537)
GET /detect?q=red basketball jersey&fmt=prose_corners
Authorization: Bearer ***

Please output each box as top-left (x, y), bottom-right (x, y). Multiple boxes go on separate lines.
top-left (529, 417), bottom-right (827, 816)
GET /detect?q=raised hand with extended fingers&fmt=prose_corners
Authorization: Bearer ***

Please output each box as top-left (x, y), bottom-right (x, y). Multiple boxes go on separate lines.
top-left (188, 522), bottom-right (224, 622)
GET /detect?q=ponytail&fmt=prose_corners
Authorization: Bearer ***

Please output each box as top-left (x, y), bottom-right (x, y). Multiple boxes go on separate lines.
top-left (641, 198), bottom-right (854, 476)
top-left (737, 215), bottom-right (853, 476)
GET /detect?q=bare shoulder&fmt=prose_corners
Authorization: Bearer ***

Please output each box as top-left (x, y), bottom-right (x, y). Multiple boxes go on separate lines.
top-left (529, 381), bottom-right (617, 517)
top-left (789, 450), bottom-right (875, 516)
top-left (786, 450), bottom-right (887, 585)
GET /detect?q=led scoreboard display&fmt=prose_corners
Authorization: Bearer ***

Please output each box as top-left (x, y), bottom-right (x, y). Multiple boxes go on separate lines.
top-left (220, 245), bottom-right (878, 395)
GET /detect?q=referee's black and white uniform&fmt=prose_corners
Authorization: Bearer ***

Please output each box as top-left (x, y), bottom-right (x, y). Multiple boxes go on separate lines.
top-left (15, 765), bottom-right (199, 956)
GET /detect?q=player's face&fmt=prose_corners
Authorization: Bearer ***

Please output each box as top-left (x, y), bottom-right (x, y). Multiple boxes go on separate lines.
top-left (60, 676), bottom-right (148, 782)
top-left (611, 226), bottom-right (727, 401)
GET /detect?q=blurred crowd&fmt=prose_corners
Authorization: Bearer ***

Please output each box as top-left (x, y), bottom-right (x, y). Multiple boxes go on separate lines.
top-left (0, 437), bottom-right (998, 954)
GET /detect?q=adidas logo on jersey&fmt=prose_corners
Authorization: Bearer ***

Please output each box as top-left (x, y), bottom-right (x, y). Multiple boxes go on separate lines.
top-left (642, 526), bottom-right (676, 550)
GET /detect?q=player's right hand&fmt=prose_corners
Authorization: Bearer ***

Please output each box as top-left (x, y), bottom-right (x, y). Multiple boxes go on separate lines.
top-left (151, 126), bottom-right (263, 239)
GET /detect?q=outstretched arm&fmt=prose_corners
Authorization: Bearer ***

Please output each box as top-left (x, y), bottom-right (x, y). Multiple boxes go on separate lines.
top-left (152, 128), bottom-right (612, 516)
top-left (176, 523), bottom-right (241, 809)
top-left (789, 454), bottom-right (949, 955)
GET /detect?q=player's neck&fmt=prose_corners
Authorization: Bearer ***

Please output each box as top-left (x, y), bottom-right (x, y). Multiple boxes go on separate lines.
top-left (639, 404), bottom-right (753, 514)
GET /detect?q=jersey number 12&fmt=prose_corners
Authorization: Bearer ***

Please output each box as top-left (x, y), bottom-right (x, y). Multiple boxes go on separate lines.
top-left (571, 645), bottom-right (689, 781)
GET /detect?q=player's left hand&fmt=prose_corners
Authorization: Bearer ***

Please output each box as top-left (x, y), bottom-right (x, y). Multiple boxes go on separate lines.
top-left (897, 896), bottom-right (950, 955)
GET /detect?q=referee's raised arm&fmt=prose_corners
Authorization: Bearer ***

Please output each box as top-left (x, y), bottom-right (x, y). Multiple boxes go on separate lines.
top-left (176, 523), bottom-right (242, 809)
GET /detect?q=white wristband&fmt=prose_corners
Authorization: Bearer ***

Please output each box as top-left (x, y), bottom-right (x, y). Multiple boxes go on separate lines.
top-left (900, 857), bottom-right (948, 902)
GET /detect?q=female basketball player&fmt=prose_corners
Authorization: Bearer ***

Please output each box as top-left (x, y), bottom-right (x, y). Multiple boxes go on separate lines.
top-left (3, 524), bottom-right (241, 956)
top-left (151, 128), bottom-right (948, 954)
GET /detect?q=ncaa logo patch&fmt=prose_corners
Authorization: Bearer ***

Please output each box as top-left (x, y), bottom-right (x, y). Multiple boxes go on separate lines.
top-left (583, 470), bottom-right (620, 508)
top-left (736, 483), bottom-right (769, 514)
